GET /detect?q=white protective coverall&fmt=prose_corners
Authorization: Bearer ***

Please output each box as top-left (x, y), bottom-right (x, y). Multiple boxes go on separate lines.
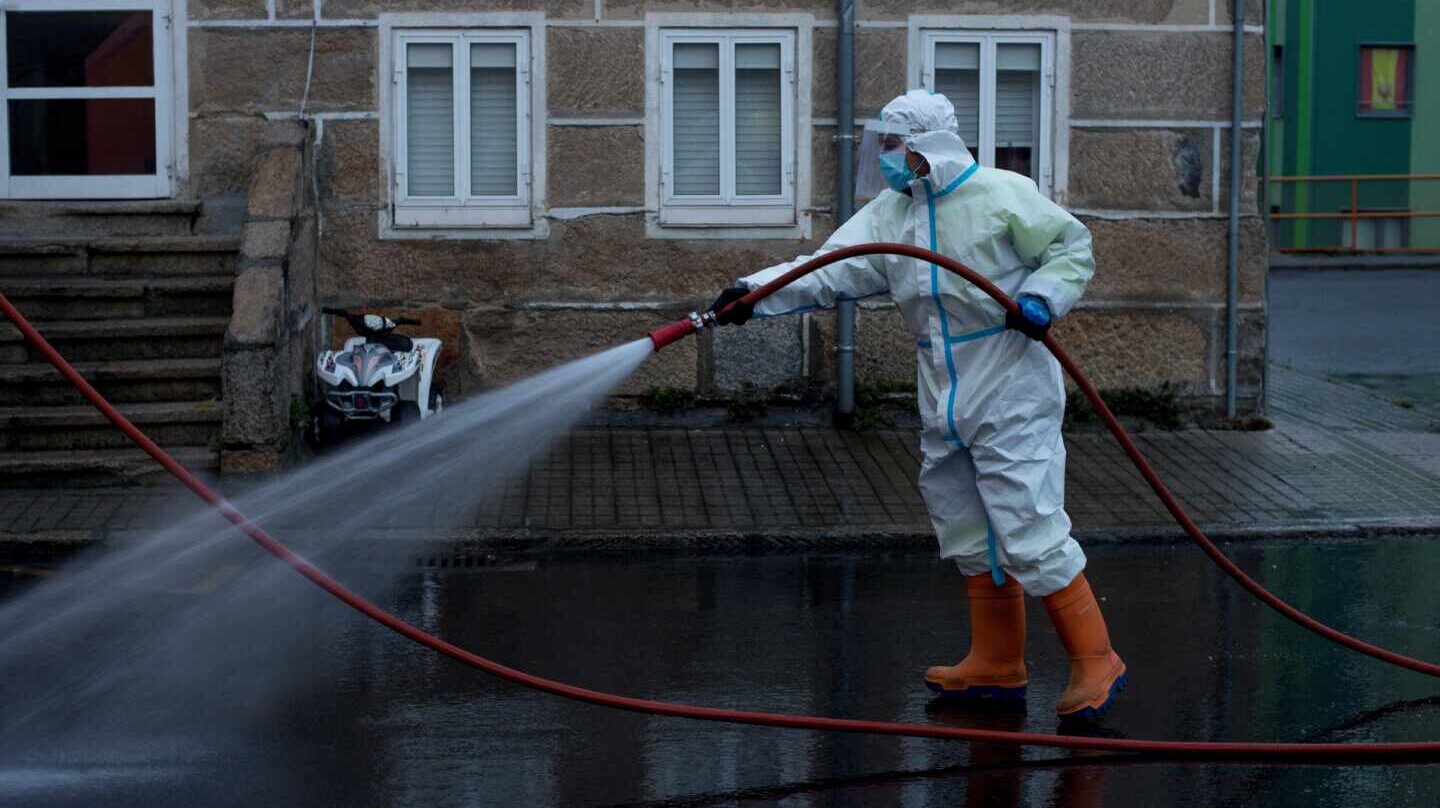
top-left (737, 91), bottom-right (1095, 596)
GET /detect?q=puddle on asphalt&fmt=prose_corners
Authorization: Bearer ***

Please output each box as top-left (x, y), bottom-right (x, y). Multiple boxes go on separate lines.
top-left (1, 539), bottom-right (1438, 807)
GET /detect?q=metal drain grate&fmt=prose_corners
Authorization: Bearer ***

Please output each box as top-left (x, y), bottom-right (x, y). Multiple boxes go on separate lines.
top-left (412, 554), bottom-right (536, 572)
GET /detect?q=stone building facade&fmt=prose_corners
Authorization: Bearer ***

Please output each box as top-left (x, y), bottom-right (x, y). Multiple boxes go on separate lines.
top-left (3, 0), bottom-right (1267, 476)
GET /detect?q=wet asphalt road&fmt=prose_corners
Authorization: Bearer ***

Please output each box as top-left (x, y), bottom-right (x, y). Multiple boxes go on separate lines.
top-left (2, 540), bottom-right (1438, 807)
top-left (1269, 268), bottom-right (1440, 407)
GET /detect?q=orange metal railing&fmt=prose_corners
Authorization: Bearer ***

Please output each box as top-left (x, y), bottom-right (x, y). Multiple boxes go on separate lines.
top-left (1268, 173), bottom-right (1440, 254)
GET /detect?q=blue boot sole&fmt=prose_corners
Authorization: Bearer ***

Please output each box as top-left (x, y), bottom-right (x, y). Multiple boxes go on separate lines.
top-left (925, 680), bottom-right (1028, 702)
top-left (1063, 671), bottom-right (1128, 721)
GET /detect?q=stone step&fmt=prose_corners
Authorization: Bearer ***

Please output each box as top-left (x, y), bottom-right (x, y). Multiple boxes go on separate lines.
top-left (0, 316), bottom-right (231, 363)
top-left (90, 236), bottom-right (241, 276)
top-left (0, 235), bottom-right (239, 277)
top-left (0, 445), bottom-right (218, 488)
top-left (0, 357), bottom-right (222, 406)
top-left (0, 400), bottom-right (222, 451)
top-left (0, 275), bottom-right (233, 320)
top-left (0, 200), bottom-right (200, 238)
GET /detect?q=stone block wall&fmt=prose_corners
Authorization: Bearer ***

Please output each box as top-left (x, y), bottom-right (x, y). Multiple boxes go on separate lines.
top-left (221, 120), bottom-right (321, 473)
top-left (187, 0), bottom-right (1267, 414)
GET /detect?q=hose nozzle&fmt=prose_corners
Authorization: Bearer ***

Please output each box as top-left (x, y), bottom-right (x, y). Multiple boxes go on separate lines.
top-left (647, 311), bottom-right (710, 352)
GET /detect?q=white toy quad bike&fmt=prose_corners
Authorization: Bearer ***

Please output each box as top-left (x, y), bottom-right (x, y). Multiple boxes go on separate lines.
top-left (310, 307), bottom-right (443, 447)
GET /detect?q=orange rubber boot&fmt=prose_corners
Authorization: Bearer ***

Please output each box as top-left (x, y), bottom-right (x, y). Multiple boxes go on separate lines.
top-left (1042, 573), bottom-right (1127, 719)
top-left (925, 574), bottom-right (1028, 702)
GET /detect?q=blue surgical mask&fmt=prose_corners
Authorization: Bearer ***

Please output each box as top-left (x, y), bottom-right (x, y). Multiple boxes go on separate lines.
top-left (878, 151), bottom-right (915, 192)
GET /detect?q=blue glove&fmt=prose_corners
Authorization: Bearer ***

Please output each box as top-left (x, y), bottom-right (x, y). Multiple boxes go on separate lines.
top-left (1006, 294), bottom-right (1052, 340)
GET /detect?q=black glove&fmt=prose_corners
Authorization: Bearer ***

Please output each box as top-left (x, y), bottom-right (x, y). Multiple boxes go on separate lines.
top-left (1005, 294), bottom-right (1053, 341)
top-left (708, 286), bottom-right (754, 326)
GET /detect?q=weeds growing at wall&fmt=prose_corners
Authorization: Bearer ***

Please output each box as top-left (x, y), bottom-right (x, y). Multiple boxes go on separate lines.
top-left (1066, 383), bottom-right (1185, 430)
top-left (726, 397), bottom-right (769, 423)
top-left (639, 386), bottom-right (695, 413)
top-left (844, 380), bottom-right (917, 431)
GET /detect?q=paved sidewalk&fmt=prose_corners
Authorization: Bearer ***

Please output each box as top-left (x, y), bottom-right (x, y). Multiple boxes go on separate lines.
top-left (2, 366), bottom-right (1438, 552)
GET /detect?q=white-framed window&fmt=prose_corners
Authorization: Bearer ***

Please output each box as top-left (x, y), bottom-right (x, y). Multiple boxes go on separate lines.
top-left (389, 27), bottom-right (532, 229)
top-left (0, 0), bottom-right (176, 199)
top-left (658, 28), bottom-right (797, 228)
top-left (918, 29), bottom-right (1055, 195)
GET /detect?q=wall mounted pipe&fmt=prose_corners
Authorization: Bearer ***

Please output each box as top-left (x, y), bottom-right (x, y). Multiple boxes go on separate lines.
top-left (1227, 0), bottom-right (1246, 419)
top-left (834, 0), bottom-right (858, 417)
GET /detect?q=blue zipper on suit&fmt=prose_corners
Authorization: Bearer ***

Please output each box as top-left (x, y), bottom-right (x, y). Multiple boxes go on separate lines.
top-left (922, 164), bottom-right (1002, 585)
top-left (921, 163), bottom-right (980, 445)
top-left (923, 178), bottom-right (963, 446)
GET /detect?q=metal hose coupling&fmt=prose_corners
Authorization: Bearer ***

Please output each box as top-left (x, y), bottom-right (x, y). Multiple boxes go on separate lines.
top-left (647, 311), bottom-right (714, 352)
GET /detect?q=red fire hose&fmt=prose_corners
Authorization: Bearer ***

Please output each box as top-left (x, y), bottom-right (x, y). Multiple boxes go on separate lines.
top-left (2, 247), bottom-right (1437, 759)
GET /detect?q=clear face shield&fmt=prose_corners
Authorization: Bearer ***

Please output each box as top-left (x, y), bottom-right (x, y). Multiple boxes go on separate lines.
top-left (854, 120), bottom-right (915, 203)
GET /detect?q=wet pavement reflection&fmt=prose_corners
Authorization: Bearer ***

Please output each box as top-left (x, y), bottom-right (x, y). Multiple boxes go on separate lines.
top-left (2, 538), bottom-right (1438, 807)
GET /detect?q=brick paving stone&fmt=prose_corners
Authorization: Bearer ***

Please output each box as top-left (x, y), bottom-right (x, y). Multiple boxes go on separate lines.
top-left (0, 494), bottom-right (34, 524)
top-left (18, 496), bottom-right (59, 531)
top-left (31, 495), bottom-right (78, 530)
top-left (62, 495), bottom-right (102, 528)
top-left (3, 366), bottom-right (1439, 543)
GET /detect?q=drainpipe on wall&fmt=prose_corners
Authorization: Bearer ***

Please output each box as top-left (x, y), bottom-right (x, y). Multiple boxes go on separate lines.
top-left (1226, 0), bottom-right (1246, 420)
top-left (835, 0), bottom-right (857, 418)
top-left (1260, 0), bottom-right (1271, 416)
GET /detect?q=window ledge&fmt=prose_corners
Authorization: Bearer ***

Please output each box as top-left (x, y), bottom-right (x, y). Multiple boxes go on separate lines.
top-left (646, 210), bottom-right (811, 241)
top-left (379, 209), bottom-right (548, 240)
top-left (393, 204), bottom-right (531, 229)
top-left (658, 203), bottom-right (796, 227)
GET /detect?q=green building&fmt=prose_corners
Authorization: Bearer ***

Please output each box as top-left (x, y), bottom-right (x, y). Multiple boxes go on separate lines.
top-left (1268, 0), bottom-right (1439, 252)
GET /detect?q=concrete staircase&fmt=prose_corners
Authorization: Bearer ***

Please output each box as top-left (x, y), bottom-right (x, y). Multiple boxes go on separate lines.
top-left (0, 202), bottom-right (238, 487)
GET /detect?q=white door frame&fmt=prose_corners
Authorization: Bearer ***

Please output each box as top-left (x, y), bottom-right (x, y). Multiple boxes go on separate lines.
top-left (0, 0), bottom-right (179, 199)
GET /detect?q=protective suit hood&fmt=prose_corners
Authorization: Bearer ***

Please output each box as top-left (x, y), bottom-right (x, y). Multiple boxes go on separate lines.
top-left (907, 129), bottom-right (976, 193)
top-left (881, 90), bottom-right (976, 194)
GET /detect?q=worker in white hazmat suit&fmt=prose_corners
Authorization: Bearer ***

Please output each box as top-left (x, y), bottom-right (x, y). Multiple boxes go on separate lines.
top-left (708, 90), bottom-right (1126, 719)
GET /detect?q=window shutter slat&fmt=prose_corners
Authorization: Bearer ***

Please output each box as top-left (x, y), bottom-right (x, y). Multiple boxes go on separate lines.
top-left (933, 42), bottom-right (980, 147)
top-left (672, 43), bottom-right (720, 196)
top-left (469, 43), bottom-right (518, 197)
top-left (994, 71), bottom-right (1037, 146)
top-left (934, 68), bottom-right (980, 146)
top-left (405, 43), bottom-right (455, 197)
top-left (734, 44), bottom-right (781, 197)
top-left (995, 43), bottom-right (1040, 148)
